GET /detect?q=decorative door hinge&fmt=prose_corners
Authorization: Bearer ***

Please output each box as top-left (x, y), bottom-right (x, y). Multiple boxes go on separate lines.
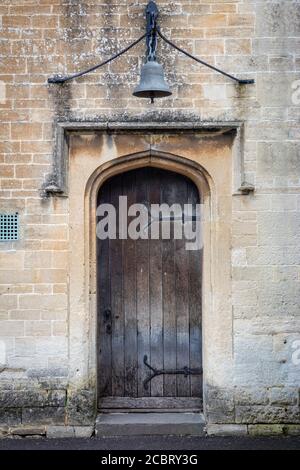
top-left (143, 355), bottom-right (202, 390)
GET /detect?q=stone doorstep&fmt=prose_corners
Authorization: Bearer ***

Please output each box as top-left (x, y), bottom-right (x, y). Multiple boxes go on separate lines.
top-left (1, 422), bottom-right (300, 438)
top-left (95, 413), bottom-right (206, 437)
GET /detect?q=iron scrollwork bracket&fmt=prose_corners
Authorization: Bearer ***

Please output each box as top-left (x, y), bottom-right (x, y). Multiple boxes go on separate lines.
top-left (143, 354), bottom-right (202, 390)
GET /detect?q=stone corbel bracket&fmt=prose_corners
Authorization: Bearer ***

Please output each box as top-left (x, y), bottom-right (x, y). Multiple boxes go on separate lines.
top-left (237, 181), bottom-right (255, 195)
top-left (43, 121), bottom-right (254, 197)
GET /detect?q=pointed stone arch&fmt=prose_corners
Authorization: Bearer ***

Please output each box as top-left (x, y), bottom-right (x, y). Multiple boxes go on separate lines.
top-left (66, 130), bottom-right (234, 426)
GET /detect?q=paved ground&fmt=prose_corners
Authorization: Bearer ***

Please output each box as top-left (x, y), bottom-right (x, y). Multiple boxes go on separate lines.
top-left (0, 435), bottom-right (299, 450)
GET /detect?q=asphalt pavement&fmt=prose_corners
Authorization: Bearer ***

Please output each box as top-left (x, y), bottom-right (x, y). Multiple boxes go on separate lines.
top-left (0, 435), bottom-right (299, 450)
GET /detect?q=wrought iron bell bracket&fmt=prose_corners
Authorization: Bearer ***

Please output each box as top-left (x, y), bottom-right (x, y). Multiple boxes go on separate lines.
top-left (146, 1), bottom-right (159, 62)
top-left (48, 0), bottom-right (255, 88)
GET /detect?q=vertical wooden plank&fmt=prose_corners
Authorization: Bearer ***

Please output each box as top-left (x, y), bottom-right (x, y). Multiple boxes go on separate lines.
top-left (136, 168), bottom-right (151, 397)
top-left (110, 174), bottom-right (124, 396)
top-left (175, 176), bottom-right (190, 397)
top-left (188, 183), bottom-right (203, 398)
top-left (123, 170), bottom-right (138, 397)
top-left (149, 168), bottom-right (163, 396)
top-left (161, 172), bottom-right (177, 397)
top-left (97, 183), bottom-right (112, 397)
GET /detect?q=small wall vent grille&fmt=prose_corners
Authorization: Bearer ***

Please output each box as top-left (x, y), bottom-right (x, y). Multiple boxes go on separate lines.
top-left (0, 212), bottom-right (19, 241)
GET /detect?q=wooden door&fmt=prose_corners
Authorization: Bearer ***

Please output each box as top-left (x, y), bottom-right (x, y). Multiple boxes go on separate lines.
top-left (97, 168), bottom-right (202, 411)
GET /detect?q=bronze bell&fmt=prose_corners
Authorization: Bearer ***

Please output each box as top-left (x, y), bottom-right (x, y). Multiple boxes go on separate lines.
top-left (133, 59), bottom-right (172, 103)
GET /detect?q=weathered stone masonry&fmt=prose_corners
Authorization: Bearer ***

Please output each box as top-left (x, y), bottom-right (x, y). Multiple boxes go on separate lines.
top-left (0, 1), bottom-right (300, 437)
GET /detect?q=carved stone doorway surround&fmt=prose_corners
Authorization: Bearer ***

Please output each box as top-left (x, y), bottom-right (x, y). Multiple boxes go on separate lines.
top-left (47, 121), bottom-right (248, 426)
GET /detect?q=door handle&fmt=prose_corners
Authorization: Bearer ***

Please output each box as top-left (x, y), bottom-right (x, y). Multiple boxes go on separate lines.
top-left (103, 309), bottom-right (112, 334)
top-left (103, 309), bottom-right (111, 321)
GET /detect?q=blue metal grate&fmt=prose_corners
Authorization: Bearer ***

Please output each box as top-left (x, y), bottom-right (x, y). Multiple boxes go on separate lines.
top-left (0, 212), bottom-right (19, 241)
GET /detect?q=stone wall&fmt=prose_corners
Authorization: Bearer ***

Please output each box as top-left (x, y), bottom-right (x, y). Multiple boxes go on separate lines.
top-left (0, 0), bottom-right (300, 435)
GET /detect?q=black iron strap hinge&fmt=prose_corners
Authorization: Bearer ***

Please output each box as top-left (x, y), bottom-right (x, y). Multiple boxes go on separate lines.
top-left (143, 355), bottom-right (202, 390)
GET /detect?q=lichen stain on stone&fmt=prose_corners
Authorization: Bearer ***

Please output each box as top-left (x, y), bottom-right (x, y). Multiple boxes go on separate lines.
top-left (66, 383), bottom-right (96, 425)
top-left (105, 133), bottom-right (115, 150)
top-left (47, 83), bottom-right (72, 183)
top-left (70, 133), bottom-right (103, 159)
top-left (154, 132), bottom-right (233, 154)
top-left (113, 132), bottom-right (151, 157)
top-left (205, 383), bottom-right (235, 424)
top-left (61, 0), bottom-right (89, 42)
top-left (100, 133), bottom-right (119, 160)
top-left (48, 0), bottom-right (198, 123)
top-left (48, 2), bottom-right (89, 122)
top-left (49, 83), bottom-right (72, 121)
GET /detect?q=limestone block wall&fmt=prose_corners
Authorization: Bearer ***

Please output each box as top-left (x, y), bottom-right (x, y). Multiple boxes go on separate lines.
top-left (0, 0), bottom-right (299, 434)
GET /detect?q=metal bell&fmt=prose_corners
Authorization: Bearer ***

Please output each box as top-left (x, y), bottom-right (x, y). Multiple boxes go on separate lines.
top-left (133, 59), bottom-right (172, 102)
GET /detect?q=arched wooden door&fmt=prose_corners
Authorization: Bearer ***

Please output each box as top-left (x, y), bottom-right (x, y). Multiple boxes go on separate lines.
top-left (97, 167), bottom-right (203, 411)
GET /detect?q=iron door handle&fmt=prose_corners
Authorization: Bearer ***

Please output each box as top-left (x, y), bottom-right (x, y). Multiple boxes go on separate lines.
top-left (103, 309), bottom-right (112, 334)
